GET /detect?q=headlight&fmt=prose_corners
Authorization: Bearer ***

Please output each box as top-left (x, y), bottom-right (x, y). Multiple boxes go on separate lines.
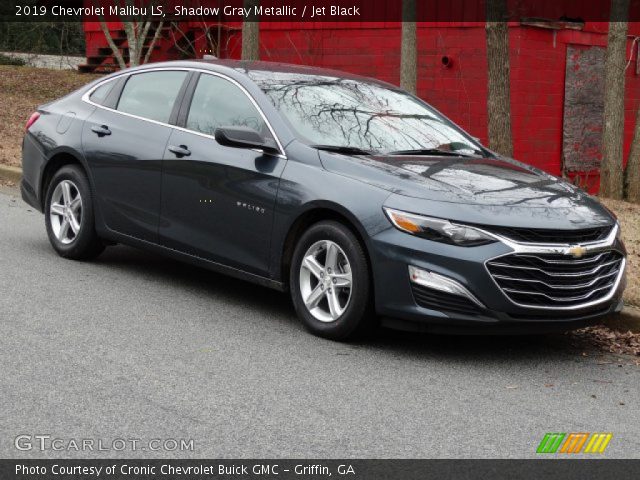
top-left (383, 208), bottom-right (496, 246)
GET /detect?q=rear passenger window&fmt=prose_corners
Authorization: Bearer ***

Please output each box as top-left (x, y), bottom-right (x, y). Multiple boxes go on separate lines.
top-left (89, 81), bottom-right (114, 105)
top-left (117, 71), bottom-right (187, 123)
top-left (186, 74), bottom-right (271, 138)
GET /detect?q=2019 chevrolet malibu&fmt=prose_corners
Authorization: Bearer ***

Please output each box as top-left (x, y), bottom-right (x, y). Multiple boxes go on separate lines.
top-left (21, 59), bottom-right (627, 340)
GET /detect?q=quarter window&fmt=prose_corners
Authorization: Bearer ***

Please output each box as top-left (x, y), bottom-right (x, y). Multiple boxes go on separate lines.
top-left (186, 74), bottom-right (271, 139)
top-left (117, 71), bottom-right (187, 123)
top-left (89, 81), bottom-right (114, 105)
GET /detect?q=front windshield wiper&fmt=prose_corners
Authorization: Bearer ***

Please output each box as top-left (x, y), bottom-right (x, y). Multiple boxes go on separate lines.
top-left (386, 148), bottom-right (476, 157)
top-left (310, 145), bottom-right (373, 155)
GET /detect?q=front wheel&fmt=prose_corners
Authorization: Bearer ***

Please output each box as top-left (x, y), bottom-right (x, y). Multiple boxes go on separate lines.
top-left (290, 221), bottom-right (372, 340)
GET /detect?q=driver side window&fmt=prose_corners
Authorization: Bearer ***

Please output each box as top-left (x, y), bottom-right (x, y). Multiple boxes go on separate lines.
top-left (186, 74), bottom-right (271, 139)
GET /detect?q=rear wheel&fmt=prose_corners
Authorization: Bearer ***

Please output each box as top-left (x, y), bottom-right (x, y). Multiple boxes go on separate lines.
top-left (290, 221), bottom-right (372, 340)
top-left (44, 165), bottom-right (105, 260)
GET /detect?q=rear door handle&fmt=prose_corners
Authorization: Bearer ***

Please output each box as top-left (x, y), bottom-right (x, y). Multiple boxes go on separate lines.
top-left (168, 145), bottom-right (191, 158)
top-left (91, 125), bottom-right (111, 137)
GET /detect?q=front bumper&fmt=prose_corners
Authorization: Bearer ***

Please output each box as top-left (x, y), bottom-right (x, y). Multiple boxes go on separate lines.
top-left (369, 226), bottom-right (626, 334)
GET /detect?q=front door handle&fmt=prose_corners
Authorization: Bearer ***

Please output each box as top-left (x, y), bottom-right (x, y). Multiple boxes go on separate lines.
top-left (168, 145), bottom-right (191, 158)
top-left (91, 125), bottom-right (111, 137)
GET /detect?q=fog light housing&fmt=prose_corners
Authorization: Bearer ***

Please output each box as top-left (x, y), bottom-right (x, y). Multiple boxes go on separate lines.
top-left (408, 265), bottom-right (484, 308)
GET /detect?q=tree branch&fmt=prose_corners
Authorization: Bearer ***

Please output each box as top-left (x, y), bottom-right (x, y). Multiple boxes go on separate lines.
top-left (143, 21), bottom-right (163, 64)
top-left (95, 2), bottom-right (126, 69)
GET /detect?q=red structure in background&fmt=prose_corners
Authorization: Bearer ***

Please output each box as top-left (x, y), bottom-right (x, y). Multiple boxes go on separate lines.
top-left (82, 8), bottom-right (640, 193)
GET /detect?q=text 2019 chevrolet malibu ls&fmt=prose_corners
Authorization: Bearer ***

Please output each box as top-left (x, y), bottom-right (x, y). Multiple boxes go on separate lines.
top-left (21, 60), bottom-right (627, 339)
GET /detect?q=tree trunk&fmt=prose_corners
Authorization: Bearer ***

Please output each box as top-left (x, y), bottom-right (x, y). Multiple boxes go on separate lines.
top-left (242, 0), bottom-right (260, 61)
top-left (626, 105), bottom-right (640, 202)
top-left (94, 0), bottom-right (126, 69)
top-left (600, 0), bottom-right (630, 199)
top-left (123, 22), bottom-right (139, 67)
top-left (400, 0), bottom-right (417, 94)
top-left (485, 0), bottom-right (513, 157)
top-left (143, 22), bottom-right (164, 65)
top-left (95, 0), bottom-right (164, 70)
top-left (98, 19), bottom-right (127, 70)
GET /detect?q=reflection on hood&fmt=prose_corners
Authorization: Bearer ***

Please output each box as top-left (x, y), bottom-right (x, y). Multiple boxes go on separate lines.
top-left (321, 152), bottom-right (588, 208)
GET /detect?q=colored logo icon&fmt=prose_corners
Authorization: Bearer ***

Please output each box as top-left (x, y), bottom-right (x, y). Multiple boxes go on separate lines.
top-left (537, 433), bottom-right (613, 454)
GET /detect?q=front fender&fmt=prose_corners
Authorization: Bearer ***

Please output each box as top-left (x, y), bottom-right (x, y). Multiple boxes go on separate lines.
top-left (269, 159), bottom-right (392, 281)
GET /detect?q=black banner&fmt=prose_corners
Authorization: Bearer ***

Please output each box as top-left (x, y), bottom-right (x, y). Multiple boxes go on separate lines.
top-left (2, 0), bottom-right (640, 22)
top-left (3, 459), bottom-right (640, 480)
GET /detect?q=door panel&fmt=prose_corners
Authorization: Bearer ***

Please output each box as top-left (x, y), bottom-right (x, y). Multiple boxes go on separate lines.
top-left (81, 70), bottom-right (189, 242)
top-left (82, 108), bottom-right (172, 242)
top-left (160, 129), bottom-right (286, 275)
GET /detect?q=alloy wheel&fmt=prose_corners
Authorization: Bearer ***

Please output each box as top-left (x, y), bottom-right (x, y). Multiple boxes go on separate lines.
top-left (49, 179), bottom-right (83, 245)
top-left (299, 240), bottom-right (353, 322)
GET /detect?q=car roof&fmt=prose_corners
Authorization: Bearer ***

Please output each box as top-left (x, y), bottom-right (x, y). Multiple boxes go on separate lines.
top-left (122, 58), bottom-right (400, 91)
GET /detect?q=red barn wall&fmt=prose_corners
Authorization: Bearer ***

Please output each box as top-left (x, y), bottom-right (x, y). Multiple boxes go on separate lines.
top-left (222, 22), bottom-right (640, 188)
top-left (84, 19), bottom-right (640, 191)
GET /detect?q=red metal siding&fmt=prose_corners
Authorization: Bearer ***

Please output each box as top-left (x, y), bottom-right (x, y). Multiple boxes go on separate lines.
top-left (83, 19), bottom-right (640, 191)
top-left (510, 26), bottom-right (567, 175)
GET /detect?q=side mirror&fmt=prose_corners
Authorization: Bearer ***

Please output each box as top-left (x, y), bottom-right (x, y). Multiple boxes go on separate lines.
top-left (214, 126), bottom-right (280, 155)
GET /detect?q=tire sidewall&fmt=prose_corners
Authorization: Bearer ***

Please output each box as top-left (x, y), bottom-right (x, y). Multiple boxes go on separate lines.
top-left (290, 221), bottom-right (371, 340)
top-left (44, 165), bottom-right (98, 258)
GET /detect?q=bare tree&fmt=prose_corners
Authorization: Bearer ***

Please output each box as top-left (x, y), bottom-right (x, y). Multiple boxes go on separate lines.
top-left (95, 0), bottom-right (164, 69)
top-left (600, 0), bottom-right (630, 199)
top-left (626, 106), bottom-right (640, 202)
top-left (400, 0), bottom-right (417, 94)
top-left (242, 0), bottom-right (260, 61)
top-left (485, 0), bottom-right (513, 157)
top-left (168, 21), bottom-right (220, 59)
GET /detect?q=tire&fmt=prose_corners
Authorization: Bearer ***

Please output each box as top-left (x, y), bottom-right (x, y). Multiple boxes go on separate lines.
top-left (290, 220), bottom-right (373, 340)
top-left (44, 165), bottom-right (105, 260)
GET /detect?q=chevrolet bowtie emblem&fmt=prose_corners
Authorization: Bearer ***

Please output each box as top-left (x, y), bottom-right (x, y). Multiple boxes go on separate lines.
top-left (568, 245), bottom-right (587, 258)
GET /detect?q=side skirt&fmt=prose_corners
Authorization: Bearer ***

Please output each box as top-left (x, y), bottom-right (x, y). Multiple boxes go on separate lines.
top-left (99, 229), bottom-right (287, 292)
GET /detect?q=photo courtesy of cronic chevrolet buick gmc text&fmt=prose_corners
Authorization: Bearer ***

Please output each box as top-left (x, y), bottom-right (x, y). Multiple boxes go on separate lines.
top-left (21, 60), bottom-right (627, 340)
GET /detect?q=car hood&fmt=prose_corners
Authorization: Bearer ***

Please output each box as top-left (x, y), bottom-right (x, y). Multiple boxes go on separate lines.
top-left (319, 152), bottom-right (615, 229)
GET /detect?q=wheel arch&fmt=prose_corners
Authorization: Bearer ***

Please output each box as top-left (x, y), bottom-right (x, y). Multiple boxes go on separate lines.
top-left (40, 148), bottom-right (91, 210)
top-left (279, 202), bottom-right (374, 291)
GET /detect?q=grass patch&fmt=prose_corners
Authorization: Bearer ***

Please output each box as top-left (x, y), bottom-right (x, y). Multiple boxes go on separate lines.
top-left (0, 65), bottom-right (101, 168)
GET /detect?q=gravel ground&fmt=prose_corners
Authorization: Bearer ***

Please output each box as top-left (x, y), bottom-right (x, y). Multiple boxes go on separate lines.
top-left (0, 52), bottom-right (85, 70)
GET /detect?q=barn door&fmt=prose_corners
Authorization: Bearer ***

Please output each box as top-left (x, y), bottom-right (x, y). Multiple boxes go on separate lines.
top-left (562, 45), bottom-right (605, 184)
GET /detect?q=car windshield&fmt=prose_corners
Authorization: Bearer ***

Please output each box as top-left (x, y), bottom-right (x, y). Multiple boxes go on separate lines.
top-left (248, 70), bottom-right (481, 155)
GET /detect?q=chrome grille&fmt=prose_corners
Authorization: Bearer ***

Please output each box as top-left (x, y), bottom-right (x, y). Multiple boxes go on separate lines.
top-left (486, 250), bottom-right (624, 309)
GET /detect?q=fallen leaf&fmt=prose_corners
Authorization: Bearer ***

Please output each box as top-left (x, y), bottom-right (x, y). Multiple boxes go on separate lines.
top-left (570, 326), bottom-right (640, 357)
